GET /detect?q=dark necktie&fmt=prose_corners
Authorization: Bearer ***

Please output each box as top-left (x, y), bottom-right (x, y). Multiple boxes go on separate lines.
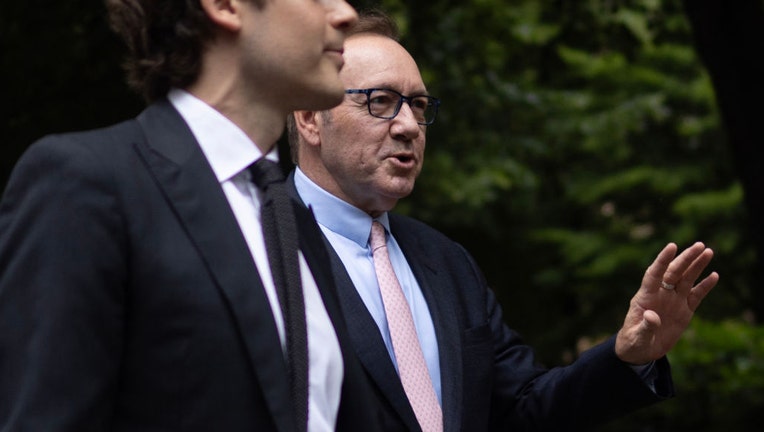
top-left (249, 158), bottom-right (308, 432)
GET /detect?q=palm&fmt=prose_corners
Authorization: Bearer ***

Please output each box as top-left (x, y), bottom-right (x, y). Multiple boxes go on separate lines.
top-left (615, 242), bottom-right (719, 365)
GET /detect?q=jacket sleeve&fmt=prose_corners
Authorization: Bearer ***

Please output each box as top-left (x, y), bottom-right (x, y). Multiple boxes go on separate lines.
top-left (447, 243), bottom-right (673, 431)
top-left (0, 134), bottom-right (127, 430)
top-left (478, 266), bottom-right (673, 430)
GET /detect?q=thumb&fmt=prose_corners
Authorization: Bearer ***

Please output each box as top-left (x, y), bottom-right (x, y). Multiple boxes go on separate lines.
top-left (640, 309), bottom-right (661, 333)
top-left (617, 310), bottom-right (661, 364)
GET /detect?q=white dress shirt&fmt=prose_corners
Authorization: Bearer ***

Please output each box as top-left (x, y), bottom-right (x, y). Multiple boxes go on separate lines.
top-left (293, 168), bottom-right (442, 403)
top-left (169, 89), bottom-right (343, 431)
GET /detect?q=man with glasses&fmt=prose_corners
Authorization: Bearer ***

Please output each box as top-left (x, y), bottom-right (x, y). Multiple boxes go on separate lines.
top-left (286, 9), bottom-right (718, 432)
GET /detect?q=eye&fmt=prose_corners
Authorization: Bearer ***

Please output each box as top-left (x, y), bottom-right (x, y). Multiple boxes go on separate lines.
top-left (369, 92), bottom-right (396, 107)
top-left (410, 97), bottom-right (430, 112)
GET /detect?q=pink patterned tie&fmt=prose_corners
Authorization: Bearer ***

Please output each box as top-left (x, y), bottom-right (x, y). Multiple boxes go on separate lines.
top-left (369, 221), bottom-right (443, 432)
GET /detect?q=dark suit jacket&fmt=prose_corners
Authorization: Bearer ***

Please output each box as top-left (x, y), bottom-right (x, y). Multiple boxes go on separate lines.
top-left (0, 100), bottom-right (379, 431)
top-left (289, 179), bottom-right (674, 432)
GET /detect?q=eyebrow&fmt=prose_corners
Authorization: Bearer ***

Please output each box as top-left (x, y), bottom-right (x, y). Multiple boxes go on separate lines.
top-left (372, 84), bottom-right (431, 97)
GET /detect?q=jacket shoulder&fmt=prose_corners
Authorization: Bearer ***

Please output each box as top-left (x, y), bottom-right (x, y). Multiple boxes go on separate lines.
top-left (388, 213), bottom-right (451, 243)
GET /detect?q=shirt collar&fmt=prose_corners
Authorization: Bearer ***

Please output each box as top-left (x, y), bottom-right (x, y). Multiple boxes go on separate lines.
top-left (168, 88), bottom-right (276, 182)
top-left (294, 168), bottom-right (390, 247)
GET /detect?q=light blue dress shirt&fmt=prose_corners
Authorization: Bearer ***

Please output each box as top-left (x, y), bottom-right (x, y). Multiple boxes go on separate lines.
top-left (294, 168), bottom-right (442, 403)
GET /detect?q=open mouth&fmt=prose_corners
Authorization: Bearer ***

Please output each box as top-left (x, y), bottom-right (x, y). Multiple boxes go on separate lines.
top-left (388, 153), bottom-right (416, 168)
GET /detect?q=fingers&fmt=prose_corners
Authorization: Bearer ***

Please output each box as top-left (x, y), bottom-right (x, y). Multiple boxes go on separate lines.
top-left (643, 243), bottom-right (678, 290)
top-left (644, 242), bottom-right (717, 300)
top-left (677, 247), bottom-right (714, 292)
top-left (687, 271), bottom-right (720, 311)
top-left (661, 242), bottom-right (706, 288)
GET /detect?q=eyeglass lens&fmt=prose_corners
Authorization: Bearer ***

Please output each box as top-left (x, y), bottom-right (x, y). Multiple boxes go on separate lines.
top-left (367, 89), bottom-right (437, 124)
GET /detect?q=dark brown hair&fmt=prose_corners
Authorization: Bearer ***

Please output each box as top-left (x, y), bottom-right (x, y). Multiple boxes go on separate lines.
top-left (106, 0), bottom-right (263, 102)
top-left (345, 8), bottom-right (400, 41)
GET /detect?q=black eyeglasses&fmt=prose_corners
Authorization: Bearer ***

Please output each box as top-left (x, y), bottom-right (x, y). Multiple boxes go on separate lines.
top-left (345, 88), bottom-right (440, 126)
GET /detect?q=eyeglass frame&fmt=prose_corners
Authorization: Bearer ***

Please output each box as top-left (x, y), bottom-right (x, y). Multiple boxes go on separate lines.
top-left (345, 88), bottom-right (441, 126)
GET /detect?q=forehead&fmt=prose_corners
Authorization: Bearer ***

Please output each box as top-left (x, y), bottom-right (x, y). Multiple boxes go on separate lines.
top-left (341, 34), bottom-right (425, 91)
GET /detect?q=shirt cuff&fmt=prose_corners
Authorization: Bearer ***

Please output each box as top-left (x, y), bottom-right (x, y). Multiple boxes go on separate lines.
top-left (629, 360), bottom-right (658, 393)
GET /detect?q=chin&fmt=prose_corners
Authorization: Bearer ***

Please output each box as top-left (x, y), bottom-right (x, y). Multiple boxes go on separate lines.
top-left (389, 185), bottom-right (415, 200)
top-left (300, 84), bottom-right (345, 111)
top-left (318, 67), bottom-right (347, 106)
top-left (322, 86), bottom-right (346, 108)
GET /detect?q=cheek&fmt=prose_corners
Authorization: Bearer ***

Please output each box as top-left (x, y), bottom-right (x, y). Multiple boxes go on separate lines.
top-left (352, 146), bottom-right (380, 176)
top-left (416, 139), bottom-right (426, 159)
top-left (272, 11), bottom-right (324, 64)
top-left (324, 136), bottom-right (373, 174)
top-left (346, 132), bottom-right (384, 162)
top-left (323, 118), bottom-right (388, 171)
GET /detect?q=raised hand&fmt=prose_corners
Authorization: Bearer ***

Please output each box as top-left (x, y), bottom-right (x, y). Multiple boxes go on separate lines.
top-left (615, 242), bottom-right (719, 365)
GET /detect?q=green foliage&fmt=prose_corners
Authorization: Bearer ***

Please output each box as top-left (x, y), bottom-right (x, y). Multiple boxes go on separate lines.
top-left (357, 9), bottom-right (756, 426)
top-left (601, 318), bottom-right (764, 431)
top-left (358, 0), bottom-right (752, 359)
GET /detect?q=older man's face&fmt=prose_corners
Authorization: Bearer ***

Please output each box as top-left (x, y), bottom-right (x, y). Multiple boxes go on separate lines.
top-left (313, 34), bottom-right (429, 216)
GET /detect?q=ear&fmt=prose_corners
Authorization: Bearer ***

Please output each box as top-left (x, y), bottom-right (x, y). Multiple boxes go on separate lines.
top-left (293, 110), bottom-right (323, 147)
top-left (200, 0), bottom-right (242, 32)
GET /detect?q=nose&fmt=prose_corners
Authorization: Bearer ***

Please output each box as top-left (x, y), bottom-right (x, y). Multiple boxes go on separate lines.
top-left (330, 0), bottom-right (359, 31)
top-left (390, 103), bottom-right (422, 141)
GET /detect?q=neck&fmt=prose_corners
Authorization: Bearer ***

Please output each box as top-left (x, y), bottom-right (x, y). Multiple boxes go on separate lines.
top-left (188, 42), bottom-right (286, 154)
top-left (297, 161), bottom-right (397, 219)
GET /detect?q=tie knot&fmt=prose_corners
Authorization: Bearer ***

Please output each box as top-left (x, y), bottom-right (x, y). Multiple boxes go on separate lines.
top-left (249, 158), bottom-right (285, 189)
top-left (370, 221), bottom-right (387, 251)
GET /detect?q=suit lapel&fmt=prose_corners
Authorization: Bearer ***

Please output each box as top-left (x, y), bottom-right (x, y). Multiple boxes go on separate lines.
top-left (325, 237), bottom-right (422, 430)
top-left (390, 216), bottom-right (464, 432)
top-left (290, 197), bottom-right (382, 431)
top-left (133, 101), bottom-right (295, 432)
top-left (285, 175), bottom-right (421, 430)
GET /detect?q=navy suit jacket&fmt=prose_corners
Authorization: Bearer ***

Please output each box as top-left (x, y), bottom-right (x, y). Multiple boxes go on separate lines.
top-left (288, 176), bottom-right (674, 432)
top-left (0, 100), bottom-right (379, 431)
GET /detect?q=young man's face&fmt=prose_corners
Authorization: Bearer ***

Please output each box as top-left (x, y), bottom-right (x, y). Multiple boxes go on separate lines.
top-left (239, 0), bottom-right (358, 114)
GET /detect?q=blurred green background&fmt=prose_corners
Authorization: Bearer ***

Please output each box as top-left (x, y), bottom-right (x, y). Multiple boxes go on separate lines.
top-left (3, 0), bottom-right (763, 429)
